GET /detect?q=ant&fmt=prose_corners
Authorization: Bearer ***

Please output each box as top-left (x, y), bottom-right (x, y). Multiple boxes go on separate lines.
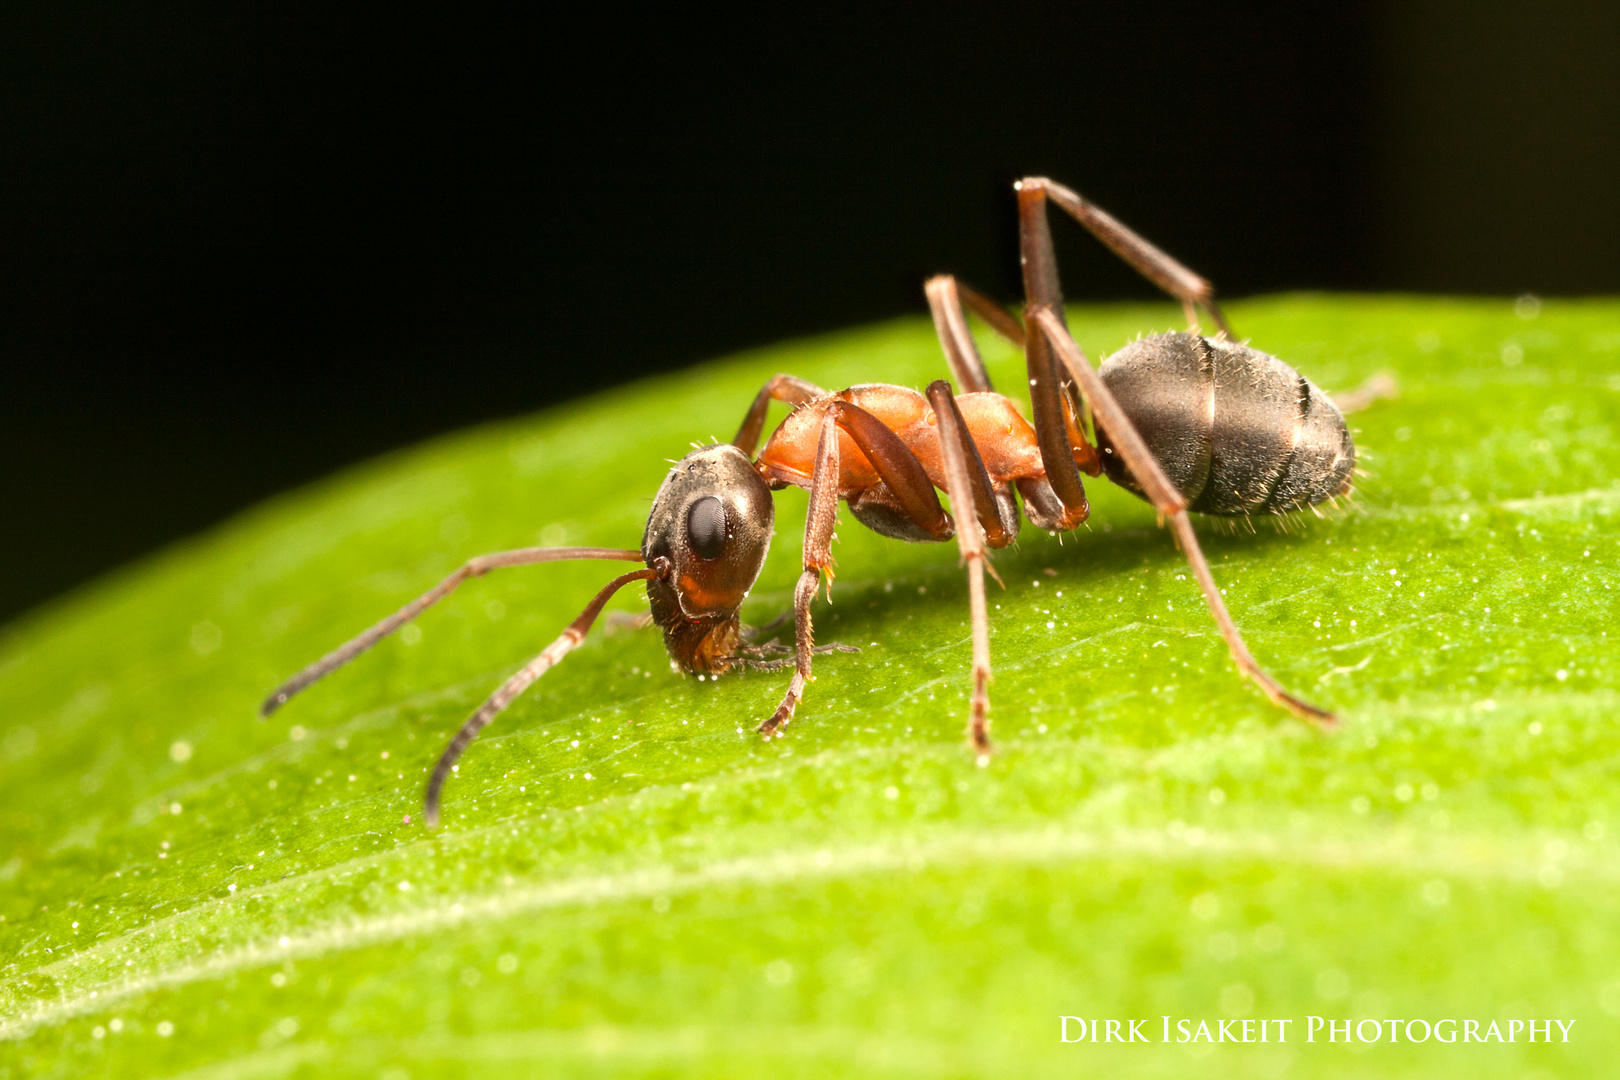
top-left (263, 177), bottom-right (1390, 826)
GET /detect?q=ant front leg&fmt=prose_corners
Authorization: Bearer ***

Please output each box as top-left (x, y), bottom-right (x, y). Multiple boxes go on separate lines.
top-left (760, 409), bottom-right (843, 738)
top-left (759, 400), bottom-right (953, 738)
top-left (733, 374), bottom-right (826, 459)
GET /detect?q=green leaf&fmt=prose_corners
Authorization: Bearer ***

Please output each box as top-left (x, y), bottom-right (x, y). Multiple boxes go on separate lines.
top-left (3, 296), bottom-right (1618, 1078)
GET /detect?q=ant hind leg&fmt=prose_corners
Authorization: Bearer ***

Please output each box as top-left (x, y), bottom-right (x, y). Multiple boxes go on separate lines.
top-left (1017, 177), bottom-right (1232, 337)
top-left (1013, 178), bottom-right (1333, 726)
top-left (1033, 308), bottom-right (1335, 726)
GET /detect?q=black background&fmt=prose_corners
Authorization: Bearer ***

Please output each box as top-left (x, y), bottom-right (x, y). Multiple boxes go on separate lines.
top-left (3, 1), bottom-right (1617, 623)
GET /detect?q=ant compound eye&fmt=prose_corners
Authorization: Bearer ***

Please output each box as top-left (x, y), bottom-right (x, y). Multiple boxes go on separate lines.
top-left (685, 496), bottom-right (729, 560)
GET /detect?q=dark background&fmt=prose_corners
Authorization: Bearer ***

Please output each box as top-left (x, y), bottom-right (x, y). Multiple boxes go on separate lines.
top-left (3, 1), bottom-right (1617, 624)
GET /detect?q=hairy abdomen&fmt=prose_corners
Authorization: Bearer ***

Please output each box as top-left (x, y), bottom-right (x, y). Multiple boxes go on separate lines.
top-left (1096, 332), bottom-right (1355, 515)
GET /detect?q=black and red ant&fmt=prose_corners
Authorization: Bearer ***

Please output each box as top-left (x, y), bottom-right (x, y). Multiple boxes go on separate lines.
top-left (263, 177), bottom-right (1389, 826)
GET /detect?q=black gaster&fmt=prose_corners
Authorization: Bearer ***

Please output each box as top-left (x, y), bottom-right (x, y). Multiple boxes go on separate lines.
top-left (1094, 332), bottom-right (1214, 504)
top-left (1267, 378), bottom-right (1357, 512)
top-left (1098, 332), bottom-right (1355, 516)
top-left (1200, 337), bottom-right (1302, 514)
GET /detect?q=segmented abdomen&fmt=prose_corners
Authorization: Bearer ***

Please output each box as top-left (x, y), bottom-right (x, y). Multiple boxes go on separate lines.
top-left (1096, 332), bottom-right (1355, 515)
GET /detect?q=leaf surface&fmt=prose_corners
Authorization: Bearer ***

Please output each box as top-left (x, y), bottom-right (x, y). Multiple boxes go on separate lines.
top-left (3, 297), bottom-right (1619, 1078)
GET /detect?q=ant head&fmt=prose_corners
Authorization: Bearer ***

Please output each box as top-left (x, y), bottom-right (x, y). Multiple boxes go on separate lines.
top-left (642, 444), bottom-right (774, 624)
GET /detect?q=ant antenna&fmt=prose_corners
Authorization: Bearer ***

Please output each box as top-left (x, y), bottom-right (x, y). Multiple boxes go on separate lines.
top-left (260, 547), bottom-right (643, 717)
top-left (423, 560), bottom-right (667, 828)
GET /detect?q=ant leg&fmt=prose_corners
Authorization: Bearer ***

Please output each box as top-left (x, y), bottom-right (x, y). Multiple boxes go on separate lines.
top-left (758, 400), bottom-right (958, 738)
top-left (926, 275), bottom-right (992, 392)
top-left (926, 380), bottom-right (1019, 758)
top-left (1017, 177), bottom-right (1232, 338)
top-left (1012, 167), bottom-right (1328, 721)
top-left (1015, 185), bottom-right (1093, 528)
top-left (933, 268), bottom-right (1100, 481)
top-left (740, 609), bottom-right (792, 641)
top-left (1031, 307), bottom-right (1335, 726)
top-left (919, 381), bottom-right (1015, 552)
top-left (733, 374), bottom-right (826, 458)
top-left (829, 401), bottom-right (954, 543)
top-left (424, 564), bottom-right (663, 826)
top-left (956, 281), bottom-right (1028, 349)
top-left (1332, 372), bottom-right (1400, 414)
top-left (760, 410), bottom-right (842, 738)
top-left (734, 656), bottom-right (796, 673)
top-left (742, 610), bottom-right (854, 652)
top-left (260, 546), bottom-right (644, 716)
top-left (739, 639), bottom-right (855, 658)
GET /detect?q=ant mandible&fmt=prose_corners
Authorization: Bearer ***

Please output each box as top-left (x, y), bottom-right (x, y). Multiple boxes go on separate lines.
top-left (263, 177), bottom-right (1383, 826)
